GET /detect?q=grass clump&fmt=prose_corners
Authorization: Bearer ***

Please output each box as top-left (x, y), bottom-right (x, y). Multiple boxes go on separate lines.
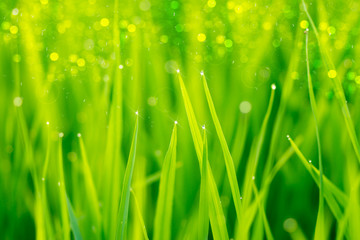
top-left (1, 0), bottom-right (360, 239)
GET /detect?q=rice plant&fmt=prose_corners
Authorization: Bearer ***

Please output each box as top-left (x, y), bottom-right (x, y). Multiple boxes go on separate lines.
top-left (1, 0), bottom-right (360, 239)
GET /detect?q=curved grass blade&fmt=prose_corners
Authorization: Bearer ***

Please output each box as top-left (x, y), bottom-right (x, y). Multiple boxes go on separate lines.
top-left (302, 0), bottom-right (360, 162)
top-left (305, 30), bottom-right (324, 240)
top-left (66, 194), bottom-right (83, 240)
top-left (241, 137), bottom-right (303, 235)
top-left (178, 72), bottom-right (229, 240)
top-left (235, 84), bottom-right (276, 239)
top-left (198, 127), bottom-right (209, 240)
top-left (242, 84), bottom-right (276, 209)
top-left (252, 182), bottom-right (274, 240)
top-left (287, 136), bottom-right (344, 222)
top-left (335, 176), bottom-right (360, 240)
top-left (130, 188), bottom-right (149, 240)
top-left (132, 162), bottom-right (182, 189)
top-left (153, 123), bottom-right (177, 240)
top-left (116, 114), bottom-right (139, 240)
top-left (202, 73), bottom-right (243, 219)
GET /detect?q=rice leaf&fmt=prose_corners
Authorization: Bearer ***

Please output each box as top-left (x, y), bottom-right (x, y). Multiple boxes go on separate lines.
top-left (66, 194), bottom-right (83, 240)
top-left (58, 134), bottom-right (70, 240)
top-left (242, 84), bottom-right (276, 209)
top-left (153, 123), bottom-right (177, 240)
top-left (130, 188), bottom-right (149, 240)
top-left (287, 136), bottom-right (344, 221)
top-left (116, 114), bottom-right (139, 240)
top-left (302, 0), bottom-right (360, 162)
top-left (305, 30), bottom-right (324, 240)
top-left (178, 72), bottom-right (229, 240)
top-left (202, 73), bottom-right (243, 219)
top-left (198, 128), bottom-right (209, 240)
top-left (252, 182), bottom-right (274, 240)
top-left (77, 134), bottom-right (101, 229)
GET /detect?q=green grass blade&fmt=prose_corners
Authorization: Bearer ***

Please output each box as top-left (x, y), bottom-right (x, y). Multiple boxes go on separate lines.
top-left (77, 134), bottom-right (101, 229)
top-left (116, 114), bottom-right (139, 240)
top-left (202, 73), bottom-right (243, 219)
top-left (309, 165), bottom-right (347, 207)
top-left (287, 136), bottom-right (344, 221)
top-left (66, 194), bottom-right (83, 240)
top-left (252, 183), bottom-right (274, 240)
top-left (302, 0), bottom-right (360, 162)
top-left (241, 137), bottom-right (303, 235)
top-left (266, 136), bottom-right (304, 186)
top-left (132, 162), bottom-right (183, 189)
top-left (335, 176), bottom-right (360, 240)
top-left (153, 123), bottom-right (177, 240)
top-left (40, 123), bottom-right (54, 239)
top-left (58, 134), bottom-right (70, 240)
top-left (305, 30), bottom-right (324, 240)
top-left (242, 84), bottom-right (276, 209)
top-left (178, 72), bottom-right (203, 158)
top-left (198, 127), bottom-right (209, 240)
top-left (178, 72), bottom-right (229, 240)
top-left (130, 188), bottom-right (149, 240)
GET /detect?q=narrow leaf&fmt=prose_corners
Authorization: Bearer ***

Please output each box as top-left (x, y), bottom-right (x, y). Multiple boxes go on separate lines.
top-left (116, 114), bottom-right (139, 240)
top-left (202, 74), bottom-right (243, 219)
top-left (153, 123), bottom-right (177, 240)
top-left (66, 194), bottom-right (83, 240)
top-left (198, 128), bottom-right (209, 240)
top-left (130, 189), bottom-right (150, 240)
top-left (178, 73), bottom-right (229, 240)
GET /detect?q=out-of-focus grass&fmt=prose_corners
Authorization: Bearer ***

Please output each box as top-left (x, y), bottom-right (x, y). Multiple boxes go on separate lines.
top-left (1, 0), bottom-right (360, 239)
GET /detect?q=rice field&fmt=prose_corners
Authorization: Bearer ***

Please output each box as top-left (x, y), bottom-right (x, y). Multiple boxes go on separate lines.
top-left (1, 0), bottom-right (360, 239)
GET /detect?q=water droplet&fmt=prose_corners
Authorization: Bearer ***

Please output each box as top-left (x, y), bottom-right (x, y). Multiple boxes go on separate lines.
top-left (271, 84), bottom-right (276, 90)
top-left (12, 8), bottom-right (19, 16)
top-left (77, 133), bottom-right (81, 137)
top-left (13, 97), bottom-right (23, 107)
top-left (59, 132), bottom-right (64, 138)
top-left (283, 218), bottom-right (298, 233)
top-left (239, 101), bottom-right (251, 114)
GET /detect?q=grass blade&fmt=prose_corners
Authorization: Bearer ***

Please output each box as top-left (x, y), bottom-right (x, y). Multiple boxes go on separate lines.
top-left (305, 30), bottom-right (324, 240)
top-left (302, 0), bottom-right (360, 162)
top-left (202, 73), bottom-right (243, 219)
top-left (287, 136), bottom-right (344, 222)
top-left (153, 123), bottom-right (177, 240)
top-left (116, 114), bottom-right (139, 240)
top-left (178, 72), bottom-right (229, 240)
top-left (58, 134), bottom-right (70, 240)
top-left (198, 127), bottom-right (209, 240)
top-left (252, 182), bottom-right (274, 240)
top-left (130, 188), bottom-right (149, 240)
top-left (66, 194), bottom-right (83, 240)
top-left (77, 133), bottom-right (101, 231)
top-left (242, 84), bottom-right (276, 209)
